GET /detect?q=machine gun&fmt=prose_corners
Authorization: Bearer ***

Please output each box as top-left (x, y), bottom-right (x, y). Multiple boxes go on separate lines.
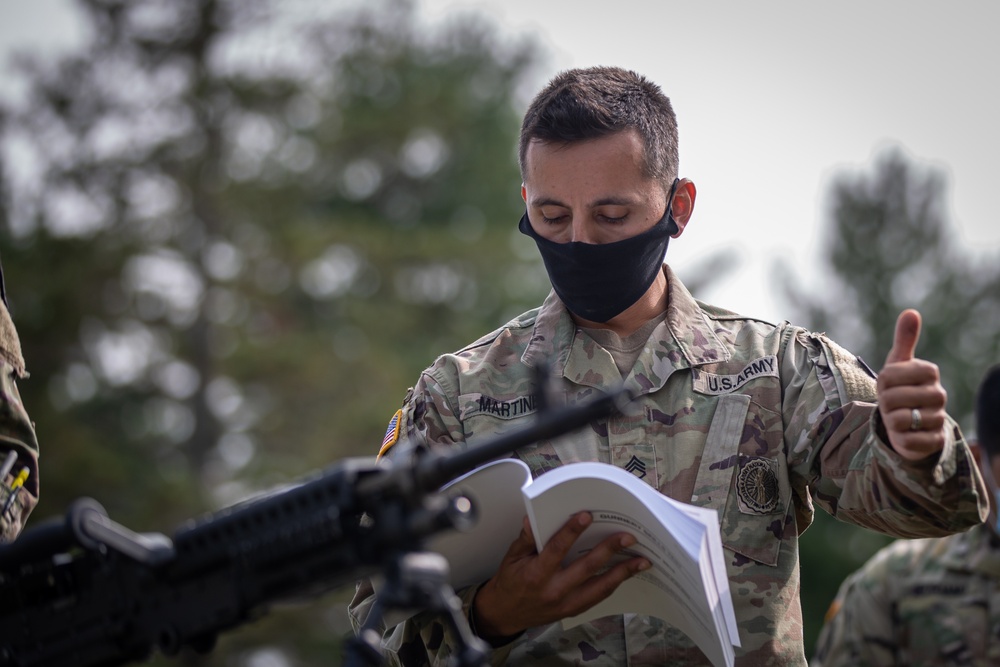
top-left (0, 384), bottom-right (630, 667)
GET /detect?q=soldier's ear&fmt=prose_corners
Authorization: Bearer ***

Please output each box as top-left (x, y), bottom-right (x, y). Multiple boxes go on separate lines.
top-left (669, 179), bottom-right (696, 238)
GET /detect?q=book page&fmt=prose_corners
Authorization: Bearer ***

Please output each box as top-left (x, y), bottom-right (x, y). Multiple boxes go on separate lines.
top-left (523, 462), bottom-right (734, 667)
top-left (378, 457), bottom-right (532, 628)
top-left (671, 501), bottom-right (740, 646)
top-left (423, 457), bottom-right (531, 590)
top-left (381, 458), bottom-right (736, 667)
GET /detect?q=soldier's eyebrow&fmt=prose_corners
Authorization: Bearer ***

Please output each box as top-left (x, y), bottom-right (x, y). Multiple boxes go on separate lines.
top-left (530, 196), bottom-right (566, 208)
top-left (591, 196), bottom-right (636, 207)
top-left (529, 196), bottom-right (638, 208)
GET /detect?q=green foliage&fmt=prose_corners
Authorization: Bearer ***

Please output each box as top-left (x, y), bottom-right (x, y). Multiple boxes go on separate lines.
top-left (779, 147), bottom-right (1000, 656)
top-left (0, 0), bottom-right (545, 663)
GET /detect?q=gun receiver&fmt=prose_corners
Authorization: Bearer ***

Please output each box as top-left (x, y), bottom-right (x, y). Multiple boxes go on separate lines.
top-left (0, 384), bottom-right (630, 667)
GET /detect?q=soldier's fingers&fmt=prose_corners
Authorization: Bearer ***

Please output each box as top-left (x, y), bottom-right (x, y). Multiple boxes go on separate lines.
top-left (535, 512), bottom-right (593, 570)
top-left (877, 384), bottom-right (947, 413)
top-left (559, 553), bottom-right (650, 615)
top-left (884, 407), bottom-right (946, 435)
top-left (887, 429), bottom-right (947, 461)
top-left (876, 359), bottom-right (940, 390)
top-left (501, 515), bottom-right (541, 561)
top-left (558, 532), bottom-right (638, 581)
top-left (883, 309), bottom-right (921, 366)
top-left (550, 532), bottom-right (649, 598)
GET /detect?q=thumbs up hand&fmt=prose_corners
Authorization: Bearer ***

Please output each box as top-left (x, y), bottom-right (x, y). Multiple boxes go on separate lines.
top-left (877, 309), bottom-right (948, 460)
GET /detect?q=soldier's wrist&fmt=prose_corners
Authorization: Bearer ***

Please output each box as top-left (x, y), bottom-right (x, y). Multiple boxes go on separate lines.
top-left (469, 585), bottom-right (523, 647)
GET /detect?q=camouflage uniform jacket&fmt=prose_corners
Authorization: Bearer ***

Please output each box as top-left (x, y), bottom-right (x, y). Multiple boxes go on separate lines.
top-left (811, 524), bottom-right (1000, 667)
top-left (0, 298), bottom-right (39, 543)
top-left (349, 265), bottom-right (987, 666)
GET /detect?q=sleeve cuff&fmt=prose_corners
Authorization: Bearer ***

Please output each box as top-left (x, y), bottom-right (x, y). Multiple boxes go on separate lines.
top-left (462, 583), bottom-right (522, 660)
top-left (869, 410), bottom-right (959, 486)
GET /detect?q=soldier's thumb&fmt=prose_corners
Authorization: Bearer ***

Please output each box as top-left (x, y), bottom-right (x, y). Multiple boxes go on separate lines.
top-left (885, 309), bottom-right (921, 365)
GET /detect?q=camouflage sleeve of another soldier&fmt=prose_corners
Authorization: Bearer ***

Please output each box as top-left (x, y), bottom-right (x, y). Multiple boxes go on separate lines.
top-left (810, 538), bottom-right (913, 667)
top-left (0, 275), bottom-right (40, 544)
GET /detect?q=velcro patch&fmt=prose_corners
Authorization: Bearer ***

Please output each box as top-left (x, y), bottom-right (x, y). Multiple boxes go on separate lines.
top-left (377, 409), bottom-right (402, 459)
top-left (459, 393), bottom-right (540, 420)
top-left (817, 335), bottom-right (878, 403)
top-left (692, 355), bottom-right (779, 395)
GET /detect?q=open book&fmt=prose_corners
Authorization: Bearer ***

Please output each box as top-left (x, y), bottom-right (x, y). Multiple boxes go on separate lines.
top-left (421, 458), bottom-right (740, 667)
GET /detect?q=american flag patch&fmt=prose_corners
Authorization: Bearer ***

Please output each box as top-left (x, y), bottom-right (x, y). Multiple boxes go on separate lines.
top-left (378, 409), bottom-right (403, 459)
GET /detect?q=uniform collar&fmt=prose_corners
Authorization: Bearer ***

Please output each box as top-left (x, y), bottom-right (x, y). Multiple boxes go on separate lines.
top-left (521, 264), bottom-right (730, 379)
top-left (661, 264), bottom-right (732, 367)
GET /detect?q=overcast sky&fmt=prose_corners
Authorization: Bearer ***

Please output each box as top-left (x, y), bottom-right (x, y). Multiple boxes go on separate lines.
top-left (420, 0), bottom-right (1000, 324)
top-left (2, 0), bottom-right (998, 325)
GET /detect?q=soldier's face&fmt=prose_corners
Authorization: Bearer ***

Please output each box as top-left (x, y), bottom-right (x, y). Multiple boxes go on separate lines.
top-left (974, 441), bottom-right (1000, 531)
top-left (520, 129), bottom-right (668, 246)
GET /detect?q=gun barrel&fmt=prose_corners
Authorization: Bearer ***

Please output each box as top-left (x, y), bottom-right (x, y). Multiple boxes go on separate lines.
top-left (422, 385), bottom-right (631, 489)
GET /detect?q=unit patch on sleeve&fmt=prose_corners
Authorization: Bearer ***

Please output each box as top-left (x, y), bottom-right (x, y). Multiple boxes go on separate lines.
top-left (692, 355), bottom-right (779, 395)
top-left (377, 408), bottom-right (403, 459)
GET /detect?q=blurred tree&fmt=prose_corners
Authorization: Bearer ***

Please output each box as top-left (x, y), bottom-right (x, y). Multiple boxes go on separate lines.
top-left (0, 0), bottom-right (546, 663)
top-left (778, 146), bottom-right (1000, 656)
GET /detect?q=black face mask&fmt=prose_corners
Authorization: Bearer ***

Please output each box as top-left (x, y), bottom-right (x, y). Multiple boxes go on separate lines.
top-left (519, 181), bottom-right (680, 323)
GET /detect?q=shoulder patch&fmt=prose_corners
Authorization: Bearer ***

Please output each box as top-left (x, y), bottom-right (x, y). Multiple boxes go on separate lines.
top-left (823, 598), bottom-right (842, 623)
top-left (377, 409), bottom-right (403, 459)
top-left (816, 335), bottom-right (878, 403)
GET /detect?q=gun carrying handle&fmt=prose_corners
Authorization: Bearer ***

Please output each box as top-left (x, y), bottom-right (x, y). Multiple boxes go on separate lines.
top-left (71, 497), bottom-right (176, 566)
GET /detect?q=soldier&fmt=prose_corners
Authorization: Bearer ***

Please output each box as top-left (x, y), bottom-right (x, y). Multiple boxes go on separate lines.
top-left (811, 363), bottom-right (1000, 667)
top-left (0, 261), bottom-right (39, 543)
top-left (349, 66), bottom-right (988, 666)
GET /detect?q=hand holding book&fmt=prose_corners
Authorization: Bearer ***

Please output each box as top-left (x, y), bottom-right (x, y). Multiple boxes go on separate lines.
top-left (470, 510), bottom-right (651, 640)
top-left (384, 458), bottom-right (739, 667)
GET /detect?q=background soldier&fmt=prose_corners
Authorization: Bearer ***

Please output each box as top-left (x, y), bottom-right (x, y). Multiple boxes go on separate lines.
top-left (812, 363), bottom-right (1000, 667)
top-left (0, 262), bottom-right (39, 543)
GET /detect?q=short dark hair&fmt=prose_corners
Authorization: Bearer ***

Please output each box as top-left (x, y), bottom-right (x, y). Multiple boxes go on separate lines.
top-left (518, 66), bottom-right (679, 187)
top-left (977, 364), bottom-right (1000, 458)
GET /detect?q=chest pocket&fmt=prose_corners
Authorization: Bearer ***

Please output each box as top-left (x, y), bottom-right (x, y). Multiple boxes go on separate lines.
top-left (691, 393), bottom-right (790, 567)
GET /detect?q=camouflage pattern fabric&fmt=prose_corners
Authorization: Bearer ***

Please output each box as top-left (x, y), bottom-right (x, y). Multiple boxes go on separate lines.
top-left (811, 523), bottom-right (1000, 667)
top-left (0, 299), bottom-right (39, 543)
top-left (349, 265), bottom-right (987, 666)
